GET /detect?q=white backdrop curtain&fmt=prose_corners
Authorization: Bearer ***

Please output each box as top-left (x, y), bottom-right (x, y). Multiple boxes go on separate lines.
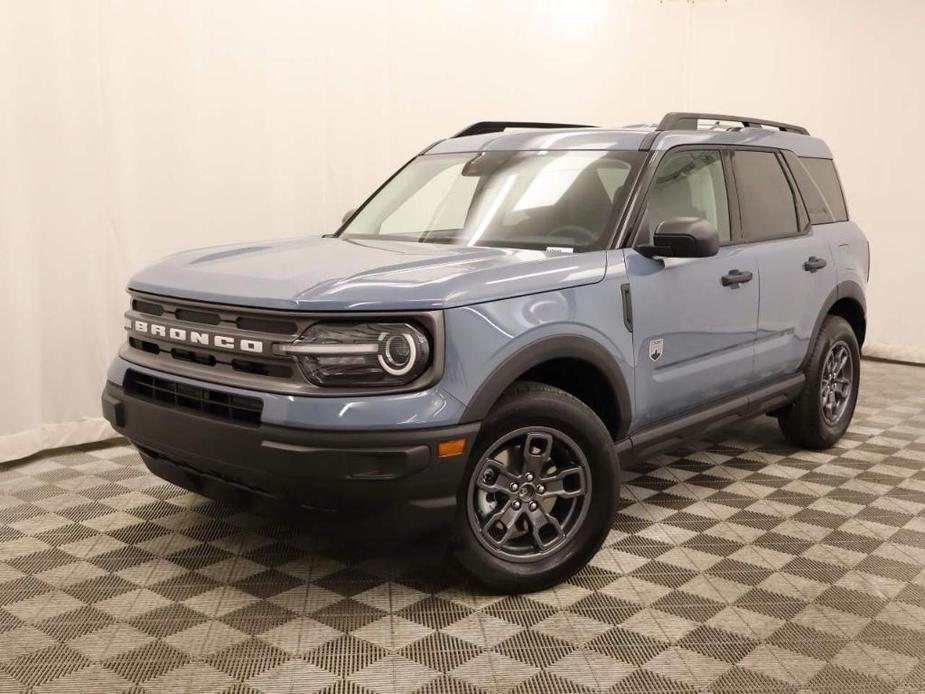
top-left (1, 0), bottom-right (923, 463)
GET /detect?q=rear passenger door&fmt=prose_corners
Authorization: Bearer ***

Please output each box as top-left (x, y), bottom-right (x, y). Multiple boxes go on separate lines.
top-left (625, 149), bottom-right (760, 429)
top-left (730, 149), bottom-right (836, 380)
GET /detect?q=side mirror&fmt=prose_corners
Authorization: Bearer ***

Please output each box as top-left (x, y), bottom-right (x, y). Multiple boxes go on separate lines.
top-left (341, 208), bottom-right (357, 225)
top-left (637, 217), bottom-right (719, 259)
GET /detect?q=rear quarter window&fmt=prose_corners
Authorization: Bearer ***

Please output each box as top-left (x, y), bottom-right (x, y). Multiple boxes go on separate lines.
top-left (783, 151), bottom-right (832, 224)
top-left (799, 156), bottom-right (849, 223)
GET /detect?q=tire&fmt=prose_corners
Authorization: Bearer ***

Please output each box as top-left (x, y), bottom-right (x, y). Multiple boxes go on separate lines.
top-left (450, 381), bottom-right (619, 593)
top-left (778, 315), bottom-right (860, 449)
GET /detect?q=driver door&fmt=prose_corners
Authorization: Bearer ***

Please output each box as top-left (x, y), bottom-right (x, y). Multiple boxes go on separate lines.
top-left (625, 149), bottom-right (759, 430)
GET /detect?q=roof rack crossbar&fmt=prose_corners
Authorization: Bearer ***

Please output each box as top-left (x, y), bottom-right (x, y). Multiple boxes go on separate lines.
top-left (453, 121), bottom-right (595, 138)
top-left (656, 112), bottom-right (809, 135)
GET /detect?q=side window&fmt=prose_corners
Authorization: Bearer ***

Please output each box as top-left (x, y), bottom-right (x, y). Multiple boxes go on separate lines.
top-left (799, 157), bottom-right (848, 222)
top-left (642, 150), bottom-right (730, 244)
top-left (783, 151), bottom-right (833, 224)
top-left (732, 150), bottom-right (799, 241)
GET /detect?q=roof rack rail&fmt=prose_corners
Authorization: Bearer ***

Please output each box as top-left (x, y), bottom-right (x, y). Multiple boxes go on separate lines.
top-left (640, 111), bottom-right (809, 150)
top-left (453, 121), bottom-right (595, 138)
top-left (658, 112), bottom-right (809, 135)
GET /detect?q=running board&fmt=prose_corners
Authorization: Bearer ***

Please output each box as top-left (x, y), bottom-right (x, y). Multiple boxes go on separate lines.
top-left (615, 373), bottom-right (805, 464)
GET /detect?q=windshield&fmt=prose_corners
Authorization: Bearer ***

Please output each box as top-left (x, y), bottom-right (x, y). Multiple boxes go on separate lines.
top-left (340, 150), bottom-right (643, 252)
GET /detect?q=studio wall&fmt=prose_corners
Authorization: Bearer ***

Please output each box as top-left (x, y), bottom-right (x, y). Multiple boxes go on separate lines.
top-left (687, 0), bottom-right (925, 364)
top-left (1, 0), bottom-right (921, 462)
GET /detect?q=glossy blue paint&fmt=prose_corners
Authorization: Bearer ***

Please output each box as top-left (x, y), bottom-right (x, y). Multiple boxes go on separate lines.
top-left (750, 228), bottom-right (837, 381)
top-left (623, 247), bottom-right (760, 429)
top-left (111, 264), bottom-right (631, 431)
top-left (113, 120), bottom-right (868, 445)
top-left (829, 221), bottom-right (870, 298)
top-left (653, 130), bottom-right (832, 159)
top-left (129, 236), bottom-right (606, 311)
top-left (441, 264), bottom-right (633, 411)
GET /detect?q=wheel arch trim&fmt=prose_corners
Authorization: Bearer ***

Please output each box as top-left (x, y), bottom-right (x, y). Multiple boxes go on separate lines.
top-left (460, 335), bottom-right (632, 440)
top-left (802, 280), bottom-right (867, 370)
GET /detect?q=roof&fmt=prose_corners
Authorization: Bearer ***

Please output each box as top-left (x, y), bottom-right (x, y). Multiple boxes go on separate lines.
top-left (426, 124), bottom-right (833, 159)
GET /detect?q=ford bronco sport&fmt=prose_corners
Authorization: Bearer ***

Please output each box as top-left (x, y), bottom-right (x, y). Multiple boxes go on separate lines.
top-left (102, 112), bottom-right (869, 592)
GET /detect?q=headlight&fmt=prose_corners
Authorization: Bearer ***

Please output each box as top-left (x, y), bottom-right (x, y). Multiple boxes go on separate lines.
top-left (279, 322), bottom-right (432, 387)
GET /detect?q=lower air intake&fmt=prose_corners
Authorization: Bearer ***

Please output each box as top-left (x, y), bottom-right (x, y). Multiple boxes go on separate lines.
top-left (124, 369), bottom-right (262, 426)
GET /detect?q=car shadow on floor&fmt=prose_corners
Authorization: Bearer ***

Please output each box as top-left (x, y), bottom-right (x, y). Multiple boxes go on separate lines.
top-left (191, 413), bottom-right (804, 597)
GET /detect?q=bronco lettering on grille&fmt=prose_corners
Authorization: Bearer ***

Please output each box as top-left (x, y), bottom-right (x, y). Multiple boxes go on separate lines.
top-left (131, 320), bottom-right (265, 354)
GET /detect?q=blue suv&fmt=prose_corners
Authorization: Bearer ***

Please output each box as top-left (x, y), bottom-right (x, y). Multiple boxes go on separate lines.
top-left (102, 113), bottom-right (869, 592)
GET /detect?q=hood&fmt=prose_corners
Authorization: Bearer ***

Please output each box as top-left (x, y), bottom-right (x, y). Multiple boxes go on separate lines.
top-left (128, 236), bottom-right (607, 311)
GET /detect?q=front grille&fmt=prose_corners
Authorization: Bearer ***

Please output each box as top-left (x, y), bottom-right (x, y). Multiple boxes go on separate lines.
top-left (124, 369), bottom-right (263, 425)
top-left (125, 292), bottom-right (310, 389)
top-left (131, 295), bottom-right (296, 334)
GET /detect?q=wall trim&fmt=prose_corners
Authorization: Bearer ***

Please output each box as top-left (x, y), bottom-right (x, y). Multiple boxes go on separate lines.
top-left (0, 418), bottom-right (119, 464)
top-left (863, 343), bottom-right (925, 367)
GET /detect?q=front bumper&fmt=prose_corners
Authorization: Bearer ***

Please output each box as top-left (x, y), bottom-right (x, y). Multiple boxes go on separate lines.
top-left (102, 379), bottom-right (480, 526)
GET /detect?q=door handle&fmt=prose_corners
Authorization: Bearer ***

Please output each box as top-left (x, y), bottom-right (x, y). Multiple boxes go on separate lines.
top-left (803, 256), bottom-right (827, 272)
top-left (721, 269), bottom-right (753, 287)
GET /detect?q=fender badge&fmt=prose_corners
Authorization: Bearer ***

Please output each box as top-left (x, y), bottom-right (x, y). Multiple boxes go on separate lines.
top-left (649, 338), bottom-right (664, 362)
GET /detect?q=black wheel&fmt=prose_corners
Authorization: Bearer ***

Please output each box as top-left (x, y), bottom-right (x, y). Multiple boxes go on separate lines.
top-left (450, 381), bottom-right (619, 593)
top-left (778, 315), bottom-right (860, 449)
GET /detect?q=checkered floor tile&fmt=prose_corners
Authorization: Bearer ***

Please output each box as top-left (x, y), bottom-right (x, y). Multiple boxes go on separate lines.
top-left (3, 360), bottom-right (925, 693)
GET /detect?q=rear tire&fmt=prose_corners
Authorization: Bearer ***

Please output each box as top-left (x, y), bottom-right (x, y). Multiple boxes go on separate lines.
top-left (450, 382), bottom-right (619, 593)
top-left (778, 316), bottom-right (860, 449)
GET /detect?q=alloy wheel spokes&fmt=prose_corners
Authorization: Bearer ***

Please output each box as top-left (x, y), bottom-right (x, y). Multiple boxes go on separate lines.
top-left (836, 350), bottom-right (849, 374)
top-left (476, 458), bottom-right (519, 495)
top-left (481, 499), bottom-right (522, 545)
top-left (522, 432), bottom-right (553, 476)
top-left (820, 342), bottom-right (852, 425)
top-left (539, 466), bottom-right (586, 499)
top-left (525, 503), bottom-right (565, 550)
top-left (468, 426), bottom-right (592, 561)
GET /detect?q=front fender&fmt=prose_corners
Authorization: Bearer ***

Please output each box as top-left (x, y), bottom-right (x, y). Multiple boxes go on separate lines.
top-left (461, 334), bottom-right (632, 437)
top-left (441, 278), bottom-right (634, 436)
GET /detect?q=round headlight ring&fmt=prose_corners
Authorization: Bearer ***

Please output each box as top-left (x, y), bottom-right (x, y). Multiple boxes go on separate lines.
top-left (378, 332), bottom-right (417, 376)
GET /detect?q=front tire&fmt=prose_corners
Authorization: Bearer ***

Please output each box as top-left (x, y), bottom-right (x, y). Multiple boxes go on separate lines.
top-left (450, 382), bottom-right (619, 593)
top-left (778, 315), bottom-right (860, 449)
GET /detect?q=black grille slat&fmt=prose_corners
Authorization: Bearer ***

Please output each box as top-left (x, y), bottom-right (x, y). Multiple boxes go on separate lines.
top-left (236, 316), bottom-right (298, 335)
top-left (174, 308), bottom-right (221, 325)
top-left (231, 359), bottom-right (293, 378)
top-left (170, 348), bottom-right (216, 366)
top-left (129, 337), bottom-right (160, 355)
top-left (124, 370), bottom-right (262, 425)
top-left (132, 299), bottom-right (164, 316)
